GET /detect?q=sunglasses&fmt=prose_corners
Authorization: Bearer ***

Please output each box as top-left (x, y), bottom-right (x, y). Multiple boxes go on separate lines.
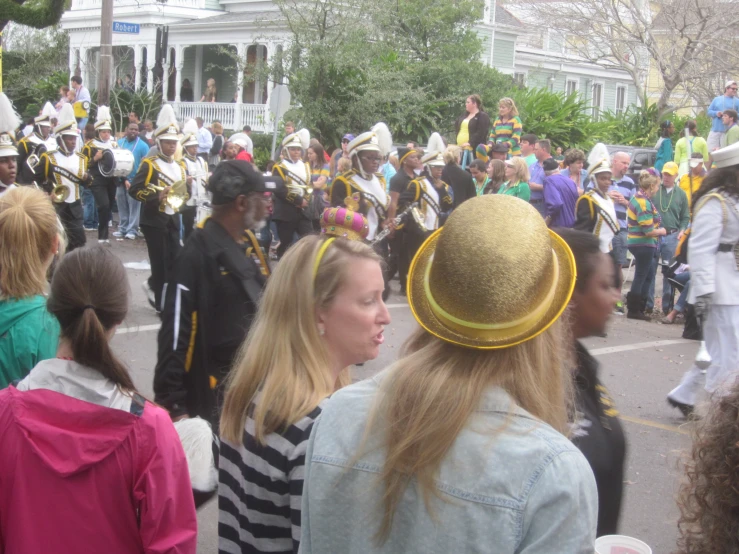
top-left (730, 87), bottom-right (738, 91)
top-left (341, 139), bottom-right (350, 144)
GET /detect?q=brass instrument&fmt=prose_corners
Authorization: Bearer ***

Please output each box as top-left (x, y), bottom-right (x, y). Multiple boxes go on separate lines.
top-left (51, 185), bottom-right (70, 203)
top-left (409, 204), bottom-right (428, 233)
top-left (371, 202), bottom-right (418, 245)
top-left (694, 314), bottom-right (712, 370)
top-left (151, 179), bottom-right (189, 211)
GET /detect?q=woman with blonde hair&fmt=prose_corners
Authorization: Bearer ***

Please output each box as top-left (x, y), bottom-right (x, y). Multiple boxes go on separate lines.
top-left (489, 97), bottom-right (523, 157)
top-left (218, 208), bottom-right (392, 554)
top-left (300, 195), bottom-right (597, 553)
top-left (200, 78), bottom-right (217, 102)
top-left (498, 156), bottom-right (531, 200)
top-left (0, 187), bottom-right (62, 389)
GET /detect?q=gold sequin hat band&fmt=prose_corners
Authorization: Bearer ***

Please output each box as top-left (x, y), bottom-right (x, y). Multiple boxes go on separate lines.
top-left (407, 195), bottom-right (576, 349)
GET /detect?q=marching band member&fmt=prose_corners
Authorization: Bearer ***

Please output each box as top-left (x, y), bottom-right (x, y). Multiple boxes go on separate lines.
top-left (130, 104), bottom-right (188, 313)
top-left (36, 104), bottom-right (87, 251)
top-left (0, 93), bottom-right (20, 196)
top-left (16, 102), bottom-right (57, 185)
top-left (398, 133), bottom-right (453, 271)
top-left (667, 141), bottom-right (739, 417)
top-left (272, 128), bottom-right (313, 258)
top-left (81, 106), bottom-right (119, 243)
top-left (331, 122), bottom-right (392, 242)
top-left (155, 160), bottom-right (268, 429)
top-left (574, 157), bottom-right (619, 257)
top-left (180, 119), bottom-right (209, 240)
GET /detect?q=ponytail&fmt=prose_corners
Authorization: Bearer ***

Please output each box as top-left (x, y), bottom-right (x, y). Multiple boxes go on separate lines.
top-left (47, 247), bottom-right (136, 392)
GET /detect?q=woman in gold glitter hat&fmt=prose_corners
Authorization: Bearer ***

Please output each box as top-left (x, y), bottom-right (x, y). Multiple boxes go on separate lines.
top-left (299, 194), bottom-right (599, 553)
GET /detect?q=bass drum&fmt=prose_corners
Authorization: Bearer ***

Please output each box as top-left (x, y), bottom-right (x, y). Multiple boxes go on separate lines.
top-left (99, 148), bottom-right (135, 178)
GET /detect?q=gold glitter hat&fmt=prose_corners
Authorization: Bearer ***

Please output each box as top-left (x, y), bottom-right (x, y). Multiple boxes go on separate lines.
top-left (408, 195), bottom-right (576, 350)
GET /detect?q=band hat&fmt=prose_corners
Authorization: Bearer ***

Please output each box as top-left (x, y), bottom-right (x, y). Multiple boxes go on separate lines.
top-left (711, 141), bottom-right (739, 168)
top-left (281, 128), bottom-right (310, 150)
top-left (180, 118), bottom-right (199, 147)
top-left (661, 161), bottom-right (679, 176)
top-left (348, 123), bottom-right (392, 157)
top-left (320, 193), bottom-right (369, 241)
top-left (94, 105), bottom-right (113, 132)
top-left (54, 103), bottom-right (78, 137)
top-left (587, 158), bottom-right (612, 179)
top-left (155, 104), bottom-right (180, 140)
top-left (422, 132), bottom-right (445, 167)
top-left (35, 101), bottom-right (57, 126)
top-left (421, 151), bottom-right (445, 167)
top-left (408, 194), bottom-right (576, 350)
top-left (0, 93), bottom-right (21, 158)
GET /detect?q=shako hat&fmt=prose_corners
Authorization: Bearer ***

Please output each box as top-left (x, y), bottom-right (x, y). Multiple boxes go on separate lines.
top-left (0, 93), bottom-right (21, 158)
top-left (155, 104), bottom-right (180, 141)
top-left (180, 119), bottom-right (199, 148)
top-left (281, 128), bottom-right (310, 151)
top-left (35, 102), bottom-right (56, 127)
top-left (94, 105), bottom-right (113, 132)
top-left (712, 141), bottom-right (739, 168)
top-left (421, 132), bottom-right (445, 167)
top-left (408, 194), bottom-right (576, 349)
top-left (320, 193), bottom-right (370, 241)
top-left (347, 122), bottom-right (392, 157)
top-left (54, 103), bottom-right (79, 137)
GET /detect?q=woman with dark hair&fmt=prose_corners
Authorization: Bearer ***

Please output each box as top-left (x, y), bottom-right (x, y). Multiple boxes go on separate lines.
top-left (557, 228), bottom-right (627, 538)
top-left (0, 246), bottom-right (197, 553)
top-left (486, 159), bottom-right (506, 194)
top-left (675, 120), bottom-right (709, 176)
top-left (307, 142), bottom-right (330, 231)
top-left (560, 148), bottom-right (589, 195)
top-left (441, 145), bottom-right (476, 208)
top-left (654, 120), bottom-right (675, 172)
top-left (454, 94), bottom-right (491, 170)
top-left (667, 144), bottom-right (739, 417)
top-left (180, 78), bottom-right (194, 102)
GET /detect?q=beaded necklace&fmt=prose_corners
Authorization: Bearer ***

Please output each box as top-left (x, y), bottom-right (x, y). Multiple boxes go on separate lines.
top-left (658, 185), bottom-right (675, 212)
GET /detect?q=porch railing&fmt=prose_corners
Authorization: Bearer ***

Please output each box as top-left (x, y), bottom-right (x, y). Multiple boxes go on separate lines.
top-left (170, 102), bottom-right (272, 132)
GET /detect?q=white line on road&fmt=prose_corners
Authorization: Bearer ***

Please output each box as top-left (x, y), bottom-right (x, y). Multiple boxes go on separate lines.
top-left (589, 339), bottom-right (691, 356)
top-left (117, 323), bottom-right (162, 335)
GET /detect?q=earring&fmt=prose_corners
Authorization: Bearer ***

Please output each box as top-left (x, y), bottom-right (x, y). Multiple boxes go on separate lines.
top-left (318, 326), bottom-right (325, 336)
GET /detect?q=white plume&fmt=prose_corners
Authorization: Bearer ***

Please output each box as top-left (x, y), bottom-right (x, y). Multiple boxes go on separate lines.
top-left (156, 104), bottom-right (178, 129)
top-left (587, 142), bottom-right (610, 170)
top-left (371, 122), bottom-right (392, 157)
top-left (0, 93), bottom-right (21, 135)
top-left (173, 417), bottom-right (218, 493)
top-left (56, 103), bottom-right (76, 126)
top-left (96, 105), bottom-right (111, 123)
top-left (182, 118), bottom-right (198, 136)
top-left (426, 132), bottom-right (445, 155)
top-left (41, 101), bottom-right (57, 118)
top-left (296, 128), bottom-right (310, 150)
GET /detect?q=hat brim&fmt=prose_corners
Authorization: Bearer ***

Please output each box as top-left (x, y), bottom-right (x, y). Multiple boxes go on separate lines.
top-left (408, 228), bottom-right (576, 350)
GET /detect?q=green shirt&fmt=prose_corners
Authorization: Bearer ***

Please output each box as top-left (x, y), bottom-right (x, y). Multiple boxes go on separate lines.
top-left (726, 124), bottom-right (739, 146)
top-left (651, 185), bottom-right (690, 232)
top-left (524, 153), bottom-right (537, 167)
top-left (498, 180), bottom-right (531, 202)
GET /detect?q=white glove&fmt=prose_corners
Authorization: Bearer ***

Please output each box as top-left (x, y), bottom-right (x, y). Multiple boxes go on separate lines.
top-left (694, 293), bottom-right (713, 319)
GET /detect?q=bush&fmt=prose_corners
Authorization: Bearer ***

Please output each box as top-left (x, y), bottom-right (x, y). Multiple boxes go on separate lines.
top-left (89, 89), bottom-right (162, 133)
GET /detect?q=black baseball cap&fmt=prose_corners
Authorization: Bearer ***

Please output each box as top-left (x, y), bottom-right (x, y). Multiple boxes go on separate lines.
top-left (207, 160), bottom-right (265, 205)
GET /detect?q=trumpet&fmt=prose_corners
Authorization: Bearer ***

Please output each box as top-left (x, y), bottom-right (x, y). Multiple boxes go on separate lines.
top-left (371, 203), bottom-right (418, 245)
top-left (51, 184), bottom-right (70, 203)
top-left (151, 180), bottom-right (189, 211)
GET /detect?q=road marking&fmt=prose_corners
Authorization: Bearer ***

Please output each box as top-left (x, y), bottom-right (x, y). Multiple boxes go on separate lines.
top-left (590, 339), bottom-right (691, 356)
top-left (117, 323), bottom-right (161, 335)
top-left (620, 415), bottom-right (690, 436)
top-left (385, 303), bottom-right (409, 309)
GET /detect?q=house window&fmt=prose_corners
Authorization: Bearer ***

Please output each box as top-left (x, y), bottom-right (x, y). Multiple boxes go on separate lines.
top-left (514, 72), bottom-right (526, 86)
top-left (616, 85), bottom-right (627, 114)
top-left (592, 83), bottom-right (603, 119)
top-left (566, 79), bottom-right (579, 96)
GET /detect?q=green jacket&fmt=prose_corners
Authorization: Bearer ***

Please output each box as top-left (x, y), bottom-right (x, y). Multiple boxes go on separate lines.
top-left (0, 295), bottom-right (60, 389)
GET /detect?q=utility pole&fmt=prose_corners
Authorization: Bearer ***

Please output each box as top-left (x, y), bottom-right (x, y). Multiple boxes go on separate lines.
top-left (98, 0), bottom-right (114, 105)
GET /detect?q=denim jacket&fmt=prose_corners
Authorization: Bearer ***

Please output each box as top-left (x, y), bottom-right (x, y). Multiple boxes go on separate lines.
top-left (300, 371), bottom-right (598, 554)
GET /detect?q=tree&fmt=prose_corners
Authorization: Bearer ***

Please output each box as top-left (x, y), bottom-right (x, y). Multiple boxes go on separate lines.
top-left (518, 0), bottom-right (739, 115)
top-left (0, 0), bottom-right (67, 32)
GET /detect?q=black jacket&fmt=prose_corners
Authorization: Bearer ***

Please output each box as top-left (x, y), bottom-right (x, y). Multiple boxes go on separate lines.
top-left (442, 163), bottom-right (476, 209)
top-left (454, 111), bottom-right (491, 152)
top-left (271, 162), bottom-right (310, 222)
top-left (572, 341), bottom-right (627, 537)
top-left (129, 154), bottom-right (188, 229)
top-left (153, 218), bottom-right (265, 428)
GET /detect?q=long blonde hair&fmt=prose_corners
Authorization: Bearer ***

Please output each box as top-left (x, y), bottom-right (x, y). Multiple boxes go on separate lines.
top-left (220, 235), bottom-right (382, 445)
top-left (369, 322), bottom-right (572, 542)
top-left (506, 156), bottom-right (530, 184)
top-left (0, 187), bottom-right (62, 299)
top-left (499, 97), bottom-right (519, 117)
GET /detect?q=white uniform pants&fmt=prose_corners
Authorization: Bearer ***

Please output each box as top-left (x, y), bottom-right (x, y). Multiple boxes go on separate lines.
top-left (669, 305), bottom-right (739, 405)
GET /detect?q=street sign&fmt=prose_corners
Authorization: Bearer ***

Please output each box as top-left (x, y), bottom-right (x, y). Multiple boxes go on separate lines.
top-left (269, 84), bottom-right (291, 119)
top-left (113, 22), bottom-right (140, 34)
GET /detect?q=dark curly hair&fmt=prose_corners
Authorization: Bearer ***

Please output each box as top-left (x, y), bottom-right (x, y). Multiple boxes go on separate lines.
top-left (692, 166), bottom-right (739, 209)
top-left (677, 384), bottom-right (739, 553)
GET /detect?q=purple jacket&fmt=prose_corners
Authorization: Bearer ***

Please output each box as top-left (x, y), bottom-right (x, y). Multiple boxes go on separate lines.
top-left (544, 173), bottom-right (579, 228)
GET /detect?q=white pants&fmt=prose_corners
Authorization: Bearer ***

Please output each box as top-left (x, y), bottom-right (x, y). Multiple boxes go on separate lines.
top-left (708, 130), bottom-right (725, 153)
top-left (669, 305), bottom-right (739, 405)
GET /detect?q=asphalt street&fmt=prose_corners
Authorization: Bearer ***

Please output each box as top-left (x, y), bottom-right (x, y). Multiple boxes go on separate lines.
top-left (106, 231), bottom-right (700, 554)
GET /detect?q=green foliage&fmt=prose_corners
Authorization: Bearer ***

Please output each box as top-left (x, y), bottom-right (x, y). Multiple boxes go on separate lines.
top-left (0, 0), bottom-right (66, 31)
top-left (250, 133), bottom-right (274, 170)
top-left (89, 89), bottom-right (162, 134)
top-left (595, 101), bottom-right (661, 147)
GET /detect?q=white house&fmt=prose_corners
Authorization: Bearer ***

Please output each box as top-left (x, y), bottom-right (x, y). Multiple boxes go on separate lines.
top-left (60, 0), bottom-right (639, 130)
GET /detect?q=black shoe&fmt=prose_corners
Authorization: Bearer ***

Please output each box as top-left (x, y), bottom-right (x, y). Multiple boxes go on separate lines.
top-left (667, 396), bottom-right (695, 418)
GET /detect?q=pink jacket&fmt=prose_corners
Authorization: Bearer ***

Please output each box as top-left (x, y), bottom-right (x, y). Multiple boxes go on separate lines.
top-left (0, 385), bottom-right (197, 553)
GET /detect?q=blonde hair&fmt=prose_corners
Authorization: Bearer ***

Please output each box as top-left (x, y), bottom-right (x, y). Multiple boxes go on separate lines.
top-left (337, 156), bottom-right (352, 174)
top-left (369, 322), bottom-right (572, 542)
top-left (499, 97), bottom-right (519, 117)
top-left (443, 145), bottom-right (461, 165)
top-left (212, 121), bottom-right (223, 134)
top-left (639, 169), bottom-right (660, 191)
top-left (507, 157), bottom-right (530, 184)
top-left (220, 235), bottom-right (382, 444)
top-left (0, 187), bottom-right (62, 299)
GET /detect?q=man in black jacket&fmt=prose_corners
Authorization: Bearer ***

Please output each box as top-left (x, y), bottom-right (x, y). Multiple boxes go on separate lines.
top-left (153, 160), bottom-right (269, 429)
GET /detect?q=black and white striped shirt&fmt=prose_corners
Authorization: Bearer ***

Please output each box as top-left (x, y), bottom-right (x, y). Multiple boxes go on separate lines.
top-left (218, 400), bottom-right (324, 554)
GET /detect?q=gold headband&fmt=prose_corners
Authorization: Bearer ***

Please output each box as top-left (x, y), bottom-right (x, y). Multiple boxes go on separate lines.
top-left (400, 150), bottom-right (415, 165)
top-left (313, 238), bottom-right (336, 280)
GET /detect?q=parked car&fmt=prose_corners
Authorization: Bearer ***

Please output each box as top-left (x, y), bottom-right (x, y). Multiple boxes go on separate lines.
top-left (605, 145), bottom-right (658, 182)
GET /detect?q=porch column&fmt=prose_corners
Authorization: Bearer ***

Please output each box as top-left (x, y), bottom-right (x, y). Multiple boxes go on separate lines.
top-left (174, 45), bottom-right (185, 102)
top-left (68, 47), bottom-right (77, 79)
top-left (234, 43), bottom-right (246, 131)
top-left (146, 45), bottom-right (156, 94)
top-left (162, 48), bottom-right (171, 101)
top-left (265, 41), bottom-right (275, 105)
top-left (193, 45), bottom-right (204, 99)
top-left (79, 47), bottom-right (89, 88)
top-left (133, 45), bottom-right (142, 92)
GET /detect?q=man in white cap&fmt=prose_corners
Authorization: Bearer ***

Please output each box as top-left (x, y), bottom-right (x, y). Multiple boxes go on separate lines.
top-left (0, 93), bottom-right (21, 196)
top-left (129, 104), bottom-right (188, 313)
top-left (667, 141), bottom-right (739, 417)
top-left (707, 80), bottom-right (739, 152)
top-left (35, 104), bottom-right (88, 251)
top-left (16, 104), bottom-right (57, 185)
top-left (180, 119), bottom-right (209, 240)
